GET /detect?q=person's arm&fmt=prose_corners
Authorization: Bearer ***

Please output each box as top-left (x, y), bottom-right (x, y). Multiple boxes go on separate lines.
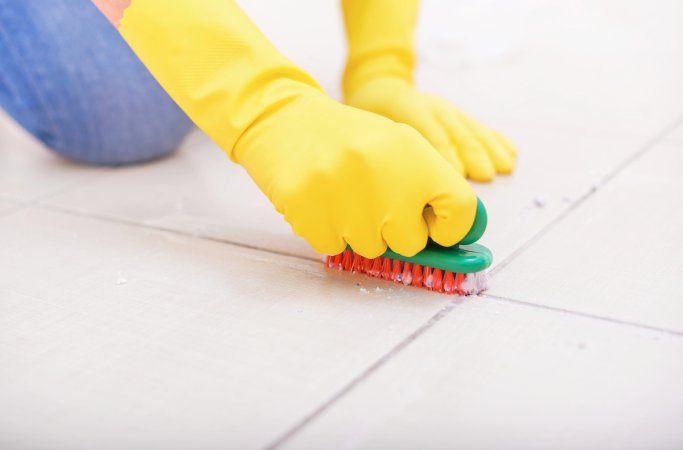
top-left (89, 0), bottom-right (477, 258)
top-left (92, 0), bottom-right (130, 27)
top-left (342, 0), bottom-right (517, 181)
top-left (341, 0), bottom-right (418, 99)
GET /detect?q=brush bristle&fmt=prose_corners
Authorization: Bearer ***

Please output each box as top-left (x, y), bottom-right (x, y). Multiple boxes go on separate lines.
top-left (325, 250), bottom-right (489, 295)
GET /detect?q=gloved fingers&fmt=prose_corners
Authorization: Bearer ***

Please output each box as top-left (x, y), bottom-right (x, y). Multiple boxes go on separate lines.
top-left (459, 117), bottom-right (515, 174)
top-left (343, 231), bottom-right (388, 259)
top-left (301, 228), bottom-right (348, 256)
top-left (462, 146), bottom-right (496, 182)
top-left (485, 134), bottom-right (515, 174)
top-left (395, 111), bottom-right (465, 175)
top-left (440, 148), bottom-right (466, 176)
top-left (492, 129), bottom-right (518, 158)
top-left (434, 105), bottom-right (496, 181)
top-left (283, 204), bottom-right (347, 256)
top-left (286, 196), bottom-right (387, 258)
top-left (423, 170), bottom-right (478, 247)
top-left (381, 209), bottom-right (429, 257)
top-left (446, 106), bottom-right (517, 169)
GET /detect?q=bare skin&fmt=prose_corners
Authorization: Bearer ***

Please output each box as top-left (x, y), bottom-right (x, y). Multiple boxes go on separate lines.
top-left (92, 0), bottom-right (130, 27)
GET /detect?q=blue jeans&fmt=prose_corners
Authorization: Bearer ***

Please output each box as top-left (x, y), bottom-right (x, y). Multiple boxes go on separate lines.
top-left (0, 0), bottom-right (193, 165)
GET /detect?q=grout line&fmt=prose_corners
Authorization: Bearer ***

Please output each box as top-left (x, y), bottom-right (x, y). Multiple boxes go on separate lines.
top-left (33, 202), bottom-right (320, 263)
top-left (263, 300), bottom-right (459, 450)
top-left (490, 111), bottom-right (683, 276)
top-left (483, 293), bottom-right (683, 337)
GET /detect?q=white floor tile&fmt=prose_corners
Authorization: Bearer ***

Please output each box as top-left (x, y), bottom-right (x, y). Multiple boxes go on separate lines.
top-left (472, 125), bottom-right (639, 264)
top-left (417, 0), bottom-right (683, 138)
top-left (488, 141), bottom-right (683, 332)
top-left (42, 131), bottom-right (315, 259)
top-left (242, 0), bottom-right (683, 134)
top-left (0, 208), bottom-right (450, 450)
top-left (0, 112), bottom-right (105, 202)
top-left (282, 298), bottom-right (683, 450)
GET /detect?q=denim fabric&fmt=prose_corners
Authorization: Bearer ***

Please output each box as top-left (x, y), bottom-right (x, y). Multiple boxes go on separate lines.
top-left (0, 0), bottom-right (193, 165)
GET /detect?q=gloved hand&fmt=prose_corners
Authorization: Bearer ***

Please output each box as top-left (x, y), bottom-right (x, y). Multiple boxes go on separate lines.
top-left (342, 0), bottom-right (517, 182)
top-left (118, 0), bottom-right (477, 258)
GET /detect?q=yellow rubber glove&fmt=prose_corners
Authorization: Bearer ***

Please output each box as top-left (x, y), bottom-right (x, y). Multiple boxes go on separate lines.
top-left (118, 0), bottom-right (477, 258)
top-left (342, 0), bottom-right (517, 182)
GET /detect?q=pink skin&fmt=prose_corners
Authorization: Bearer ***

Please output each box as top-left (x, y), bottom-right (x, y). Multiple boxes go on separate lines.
top-left (92, 0), bottom-right (131, 27)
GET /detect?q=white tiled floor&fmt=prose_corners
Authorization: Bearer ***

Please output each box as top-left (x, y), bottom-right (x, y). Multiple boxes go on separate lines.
top-left (416, 0), bottom-right (683, 139)
top-left (1, 0), bottom-right (682, 449)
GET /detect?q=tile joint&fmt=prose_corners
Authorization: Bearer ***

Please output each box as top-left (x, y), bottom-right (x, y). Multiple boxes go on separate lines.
top-left (491, 111), bottom-right (683, 276)
top-left (484, 293), bottom-right (683, 338)
top-left (262, 300), bottom-right (459, 450)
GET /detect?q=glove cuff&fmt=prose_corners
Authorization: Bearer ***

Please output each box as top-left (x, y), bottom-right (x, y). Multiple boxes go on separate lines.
top-left (341, 0), bottom-right (419, 100)
top-left (343, 50), bottom-right (414, 100)
top-left (119, 0), bottom-right (323, 162)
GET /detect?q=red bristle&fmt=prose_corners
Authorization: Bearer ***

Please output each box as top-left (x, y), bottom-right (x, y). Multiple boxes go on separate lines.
top-left (362, 256), bottom-right (373, 273)
top-left (352, 252), bottom-right (363, 273)
top-left (401, 262), bottom-right (413, 285)
top-left (432, 268), bottom-right (444, 292)
top-left (325, 251), bottom-right (473, 296)
top-left (455, 272), bottom-right (465, 295)
top-left (381, 258), bottom-right (393, 279)
top-left (443, 271), bottom-right (455, 294)
top-left (422, 266), bottom-right (433, 290)
top-left (411, 264), bottom-right (423, 287)
top-left (368, 257), bottom-right (382, 277)
top-left (391, 259), bottom-right (402, 281)
top-left (342, 250), bottom-right (353, 271)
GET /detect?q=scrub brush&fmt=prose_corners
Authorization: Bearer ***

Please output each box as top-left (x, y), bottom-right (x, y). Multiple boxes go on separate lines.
top-left (325, 198), bottom-right (492, 295)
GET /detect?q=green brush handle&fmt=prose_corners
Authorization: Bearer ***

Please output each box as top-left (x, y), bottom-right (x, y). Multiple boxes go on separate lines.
top-left (458, 197), bottom-right (487, 245)
top-left (379, 197), bottom-right (491, 273)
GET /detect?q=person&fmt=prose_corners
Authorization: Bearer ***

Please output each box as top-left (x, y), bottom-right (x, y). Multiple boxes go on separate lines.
top-left (0, 0), bottom-right (516, 260)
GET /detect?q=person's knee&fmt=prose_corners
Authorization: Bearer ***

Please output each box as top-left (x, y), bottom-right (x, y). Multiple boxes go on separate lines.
top-left (0, 0), bottom-right (193, 166)
top-left (42, 105), bottom-right (193, 166)
top-left (0, 68), bottom-right (194, 166)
